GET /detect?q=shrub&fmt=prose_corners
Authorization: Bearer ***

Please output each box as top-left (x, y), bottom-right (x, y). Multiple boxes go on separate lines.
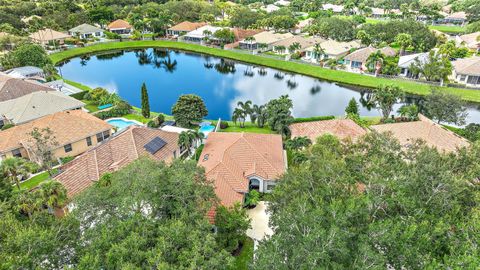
top-left (24, 161), bottom-right (41, 174)
top-left (147, 120), bottom-right (158, 128)
top-left (70, 90), bottom-right (89, 100)
top-left (219, 121), bottom-right (229, 129)
top-left (1, 123), bottom-right (14, 130)
top-left (245, 190), bottom-right (260, 208)
top-left (104, 31), bottom-right (121, 40)
top-left (60, 156), bottom-right (74, 164)
top-left (291, 116), bottom-right (335, 123)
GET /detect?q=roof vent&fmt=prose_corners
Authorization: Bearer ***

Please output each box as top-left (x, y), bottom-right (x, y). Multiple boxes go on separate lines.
top-left (144, 137), bottom-right (167, 154)
top-left (202, 154), bottom-right (209, 161)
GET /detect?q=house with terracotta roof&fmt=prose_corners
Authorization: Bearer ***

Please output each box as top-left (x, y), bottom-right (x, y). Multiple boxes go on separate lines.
top-left (29, 29), bottom-right (71, 46)
top-left (0, 110), bottom-right (112, 163)
top-left (451, 57), bottom-right (480, 87)
top-left (107, 19), bottom-right (133, 35)
top-left (55, 126), bottom-right (181, 197)
top-left (197, 132), bottom-right (287, 208)
top-left (0, 91), bottom-right (85, 126)
top-left (344, 46), bottom-right (396, 72)
top-left (371, 114), bottom-right (470, 152)
top-left (290, 119), bottom-right (367, 142)
top-left (443, 11), bottom-right (468, 25)
top-left (167, 21), bottom-right (207, 37)
top-left (0, 74), bottom-right (54, 103)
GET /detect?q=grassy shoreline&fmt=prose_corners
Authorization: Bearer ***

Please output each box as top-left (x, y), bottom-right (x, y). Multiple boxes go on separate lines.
top-left (50, 40), bottom-right (480, 103)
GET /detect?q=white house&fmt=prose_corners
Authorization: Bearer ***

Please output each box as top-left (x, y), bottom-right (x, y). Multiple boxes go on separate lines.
top-left (239, 31), bottom-right (293, 51)
top-left (397, 52), bottom-right (430, 77)
top-left (182, 25), bottom-right (224, 43)
top-left (68, 24), bottom-right (104, 39)
top-left (451, 57), bottom-right (480, 87)
top-left (304, 40), bottom-right (361, 62)
top-left (4, 66), bottom-right (44, 79)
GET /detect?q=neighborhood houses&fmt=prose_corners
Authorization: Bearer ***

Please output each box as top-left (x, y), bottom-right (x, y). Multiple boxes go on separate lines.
top-left (1, 0), bottom-right (480, 268)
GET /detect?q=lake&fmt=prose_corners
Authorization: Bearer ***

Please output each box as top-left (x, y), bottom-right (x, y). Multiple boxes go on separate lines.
top-left (58, 48), bottom-right (480, 124)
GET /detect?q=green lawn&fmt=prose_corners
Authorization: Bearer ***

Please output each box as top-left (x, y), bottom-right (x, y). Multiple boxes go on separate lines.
top-left (232, 238), bottom-right (254, 270)
top-left (50, 40), bottom-right (480, 103)
top-left (20, 170), bottom-right (57, 190)
top-left (220, 122), bottom-right (275, 134)
top-left (64, 79), bottom-right (93, 92)
top-left (428, 24), bottom-right (465, 34)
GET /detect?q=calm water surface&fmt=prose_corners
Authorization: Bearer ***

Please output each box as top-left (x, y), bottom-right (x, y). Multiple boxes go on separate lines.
top-left (58, 48), bottom-right (480, 124)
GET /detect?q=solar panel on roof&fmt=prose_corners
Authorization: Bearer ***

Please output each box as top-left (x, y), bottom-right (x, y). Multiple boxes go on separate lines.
top-left (144, 137), bottom-right (167, 154)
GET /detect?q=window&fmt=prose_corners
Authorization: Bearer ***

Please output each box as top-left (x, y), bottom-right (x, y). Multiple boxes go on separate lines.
top-left (64, 144), bottom-right (72, 153)
top-left (86, 137), bottom-right (92, 146)
top-left (103, 130), bottom-right (110, 140)
top-left (460, 75), bottom-right (467, 82)
top-left (96, 132), bottom-right (104, 143)
top-left (12, 148), bottom-right (22, 158)
top-left (266, 184), bottom-right (276, 191)
top-left (0, 119), bottom-right (3, 128)
top-left (173, 150), bottom-right (177, 159)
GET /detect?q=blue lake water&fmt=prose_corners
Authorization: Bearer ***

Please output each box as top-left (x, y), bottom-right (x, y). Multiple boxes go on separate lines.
top-left (58, 48), bottom-right (480, 124)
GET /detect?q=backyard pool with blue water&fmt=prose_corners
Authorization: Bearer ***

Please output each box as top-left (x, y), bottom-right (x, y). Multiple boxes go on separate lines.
top-left (106, 118), bottom-right (141, 130)
top-left (199, 125), bottom-right (216, 137)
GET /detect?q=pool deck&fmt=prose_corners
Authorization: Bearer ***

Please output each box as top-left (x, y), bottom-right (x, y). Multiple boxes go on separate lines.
top-left (106, 117), bottom-right (144, 131)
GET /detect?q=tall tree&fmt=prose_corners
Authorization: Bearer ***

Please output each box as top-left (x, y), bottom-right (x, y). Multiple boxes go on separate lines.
top-left (368, 84), bottom-right (404, 119)
top-left (0, 157), bottom-right (29, 190)
top-left (141, 82), bottom-right (150, 118)
top-left (424, 89), bottom-right (467, 125)
top-left (345, 98), bottom-right (359, 116)
top-left (171, 94), bottom-right (208, 127)
top-left (254, 133), bottom-right (479, 269)
top-left (395, 33), bottom-right (412, 56)
top-left (27, 127), bottom-right (58, 175)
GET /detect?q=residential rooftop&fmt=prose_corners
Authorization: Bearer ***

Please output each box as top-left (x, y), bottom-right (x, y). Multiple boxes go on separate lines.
top-left (198, 132), bottom-right (286, 207)
top-left (0, 110), bottom-right (112, 155)
top-left (0, 74), bottom-right (54, 102)
top-left (290, 119), bottom-right (367, 142)
top-left (0, 91), bottom-right (85, 125)
top-left (55, 126), bottom-right (180, 197)
top-left (370, 114), bottom-right (470, 152)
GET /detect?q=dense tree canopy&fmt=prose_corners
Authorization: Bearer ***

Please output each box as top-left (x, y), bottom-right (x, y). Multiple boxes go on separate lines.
top-left (0, 158), bottom-right (248, 269)
top-left (172, 94), bottom-right (209, 127)
top-left (254, 133), bottom-right (480, 269)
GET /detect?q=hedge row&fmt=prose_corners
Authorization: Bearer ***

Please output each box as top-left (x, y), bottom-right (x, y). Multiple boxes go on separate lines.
top-left (292, 116), bottom-right (335, 123)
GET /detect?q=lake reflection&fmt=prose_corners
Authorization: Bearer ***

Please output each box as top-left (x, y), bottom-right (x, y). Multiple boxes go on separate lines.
top-left (58, 48), bottom-right (480, 124)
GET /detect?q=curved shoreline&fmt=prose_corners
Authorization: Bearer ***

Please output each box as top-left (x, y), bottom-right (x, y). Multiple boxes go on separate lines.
top-left (50, 40), bottom-right (480, 103)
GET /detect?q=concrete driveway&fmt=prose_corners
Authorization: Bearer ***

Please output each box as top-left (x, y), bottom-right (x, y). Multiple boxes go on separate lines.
top-left (246, 201), bottom-right (273, 241)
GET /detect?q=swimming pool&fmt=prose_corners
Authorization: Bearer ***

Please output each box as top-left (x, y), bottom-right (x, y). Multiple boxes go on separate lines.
top-left (199, 125), bottom-right (215, 137)
top-left (106, 118), bottom-right (141, 130)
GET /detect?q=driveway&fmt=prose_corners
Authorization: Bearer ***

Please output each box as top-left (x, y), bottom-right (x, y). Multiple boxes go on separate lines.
top-left (246, 201), bottom-right (273, 241)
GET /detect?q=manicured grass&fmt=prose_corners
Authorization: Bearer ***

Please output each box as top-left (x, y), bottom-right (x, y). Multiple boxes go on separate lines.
top-left (49, 41), bottom-right (480, 103)
top-left (64, 79), bottom-right (93, 92)
top-left (220, 123), bottom-right (276, 134)
top-left (82, 100), bottom-right (99, 112)
top-left (20, 170), bottom-right (56, 190)
top-left (123, 113), bottom-right (152, 124)
top-left (232, 238), bottom-right (254, 270)
top-left (429, 24), bottom-right (465, 34)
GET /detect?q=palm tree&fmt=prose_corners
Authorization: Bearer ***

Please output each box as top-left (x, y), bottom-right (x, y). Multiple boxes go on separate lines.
top-left (312, 42), bottom-right (324, 62)
top-left (232, 108), bottom-right (247, 128)
top-left (1, 157), bottom-right (29, 190)
top-left (14, 190), bottom-right (42, 219)
top-left (275, 45), bottom-right (286, 54)
top-left (178, 130), bottom-right (204, 157)
top-left (38, 180), bottom-right (67, 210)
top-left (202, 30), bottom-right (212, 43)
top-left (366, 50), bottom-right (385, 76)
top-left (244, 36), bottom-right (256, 53)
top-left (288, 42), bottom-right (301, 54)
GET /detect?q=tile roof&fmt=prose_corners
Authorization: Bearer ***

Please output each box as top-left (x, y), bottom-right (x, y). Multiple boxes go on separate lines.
top-left (197, 132), bottom-right (286, 207)
top-left (55, 126), bottom-right (180, 197)
top-left (446, 11), bottom-right (467, 20)
top-left (0, 74), bottom-right (54, 102)
top-left (452, 57), bottom-right (480, 76)
top-left (168, 21), bottom-right (207, 32)
top-left (290, 119), bottom-right (367, 142)
top-left (398, 52), bottom-right (429, 68)
top-left (344, 46), bottom-right (396, 63)
top-left (0, 91), bottom-right (85, 124)
top-left (370, 114), bottom-right (470, 152)
top-left (457, 32), bottom-right (480, 49)
top-left (231, 28), bottom-right (262, 42)
top-left (272, 35), bottom-right (325, 50)
top-left (305, 40), bottom-right (361, 57)
top-left (68, 23), bottom-right (103, 34)
top-left (248, 31), bottom-right (294, 45)
top-left (107, 19), bottom-right (132, 30)
top-left (0, 110), bottom-right (112, 154)
top-left (29, 29), bottom-right (71, 42)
